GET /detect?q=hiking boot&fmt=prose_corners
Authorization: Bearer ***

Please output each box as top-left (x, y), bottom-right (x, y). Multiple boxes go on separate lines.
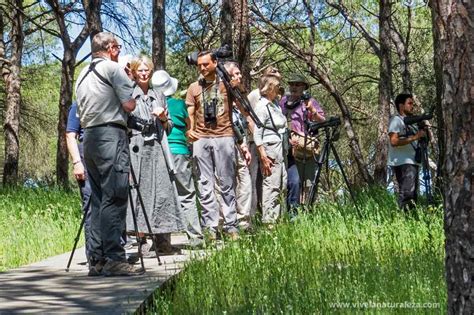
top-left (102, 260), bottom-right (145, 277)
top-left (88, 259), bottom-right (106, 277)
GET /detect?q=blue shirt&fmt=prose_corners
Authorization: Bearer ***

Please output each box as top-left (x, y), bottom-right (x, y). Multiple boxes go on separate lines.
top-left (66, 102), bottom-right (84, 142)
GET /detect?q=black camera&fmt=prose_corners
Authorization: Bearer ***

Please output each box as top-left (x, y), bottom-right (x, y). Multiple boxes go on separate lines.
top-left (186, 45), bottom-right (233, 66)
top-left (204, 98), bottom-right (218, 125)
top-left (307, 116), bottom-right (341, 133)
top-left (127, 115), bottom-right (154, 133)
top-left (403, 112), bottom-right (433, 126)
top-left (301, 91), bottom-right (311, 101)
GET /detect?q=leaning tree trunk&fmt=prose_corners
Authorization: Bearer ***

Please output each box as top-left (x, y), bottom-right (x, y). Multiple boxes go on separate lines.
top-left (308, 62), bottom-right (373, 185)
top-left (430, 1), bottom-right (473, 313)
top-left (152, 0), bottom-right (166, 70)
top-left (373, 0), bottom-right (393, 185)
top-left (3, 0), bottom-right (24, 186)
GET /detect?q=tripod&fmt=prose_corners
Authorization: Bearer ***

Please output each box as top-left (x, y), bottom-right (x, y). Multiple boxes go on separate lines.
top-left (65, 158), bottom-right (162, 272)
top-left (418, 137), bottom-right (433, 204)
top-left (306, 126), bottom-right (358, 209)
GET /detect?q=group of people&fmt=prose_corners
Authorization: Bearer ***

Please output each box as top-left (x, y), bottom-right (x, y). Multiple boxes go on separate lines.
top-left (70, 32), bottom-right (425, 277)
top-left (69, 32), bottom-right (327, 276)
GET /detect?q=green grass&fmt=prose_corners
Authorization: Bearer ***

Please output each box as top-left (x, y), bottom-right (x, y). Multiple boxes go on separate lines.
top-left (0, 187), bottom-right (82, 271)
top-left (150, 190), bottom-right (446, 314)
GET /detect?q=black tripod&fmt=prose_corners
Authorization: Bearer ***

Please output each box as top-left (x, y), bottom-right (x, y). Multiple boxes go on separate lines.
top-left (418, 137), bottom-right (433, 204)
top-left (306, 122), bottom-right (358, 209)
top-left (65, 159), bottom-right (162, 272)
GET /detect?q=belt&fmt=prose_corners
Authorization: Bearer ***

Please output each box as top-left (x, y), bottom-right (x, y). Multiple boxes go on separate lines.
top-left (87, 123), bottom-right (127, 131)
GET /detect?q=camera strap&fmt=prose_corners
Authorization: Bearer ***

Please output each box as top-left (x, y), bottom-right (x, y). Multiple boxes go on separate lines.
top-left (264, 102), bottom-right (282, 136)
top-left (76, 59), bottom-right (112, 89)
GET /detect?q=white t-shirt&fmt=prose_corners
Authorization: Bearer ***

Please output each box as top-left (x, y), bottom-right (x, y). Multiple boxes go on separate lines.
top-left (388, 115), bottom-right (418, 166)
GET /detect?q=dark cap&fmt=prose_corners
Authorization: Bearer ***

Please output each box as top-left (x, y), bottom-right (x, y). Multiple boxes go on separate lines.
top-left (287, 73), bottom-right (309, 89)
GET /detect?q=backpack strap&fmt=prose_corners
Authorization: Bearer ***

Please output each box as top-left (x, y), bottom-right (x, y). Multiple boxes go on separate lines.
top-left (76, 59), bottom-right (112, 88)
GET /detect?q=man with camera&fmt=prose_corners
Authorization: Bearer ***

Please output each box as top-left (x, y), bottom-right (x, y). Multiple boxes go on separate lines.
top-left (75, 32), bottom-right (143, 276)
top-left (388, 93), bottom-right (426, 210)
top-left (280, 74), bottom-right (325, 209)
top-left (185, 51), bottom-right (240, 240)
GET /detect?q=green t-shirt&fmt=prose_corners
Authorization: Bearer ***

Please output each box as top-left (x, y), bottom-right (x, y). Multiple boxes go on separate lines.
top-left (167, 97), bottom-right (190, 155)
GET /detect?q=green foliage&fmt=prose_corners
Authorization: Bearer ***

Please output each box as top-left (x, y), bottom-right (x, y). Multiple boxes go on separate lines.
top-left (150, 191), bottom-right (445, 314)
top-left (0, 187), bottom-right (81, 271)
top-left (18, 62), bottom-right (62, 183)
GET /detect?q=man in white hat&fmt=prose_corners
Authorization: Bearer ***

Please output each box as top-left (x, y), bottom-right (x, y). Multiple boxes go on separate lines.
top-left (152, 70), bottom-right (204, 247)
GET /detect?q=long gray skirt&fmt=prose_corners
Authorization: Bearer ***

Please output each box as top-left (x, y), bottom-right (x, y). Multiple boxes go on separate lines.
top-left (126, 135), bottom-right (185, 234)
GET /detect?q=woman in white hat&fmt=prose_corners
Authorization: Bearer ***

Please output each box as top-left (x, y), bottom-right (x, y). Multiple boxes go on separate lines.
top-left (126, 56), bottom-right (185, 256)
top-left (152, 70), bottom-right (204, 247)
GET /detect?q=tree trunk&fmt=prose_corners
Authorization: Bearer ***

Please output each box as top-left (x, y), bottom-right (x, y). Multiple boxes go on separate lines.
top-left (220, 0), bottom-right (233, 52)
top-left (47, 0), bottom-right (89, 188)
top-left (82, 0), bottom-right (103, 41)
top-left (2, 0), bottom-right (24, 186)
top-left (56, 50), bottom-right (75, 188)
top-left (232, 0), bottom-right (251, 91)
top-left (373, 0), bottom-right (393, 185)
top-left (152, 0), bottom-right (166, 70)
top-left (430, 4), bottom-right (445, 194)
top-left (430, 1), bottom-right (473, 313)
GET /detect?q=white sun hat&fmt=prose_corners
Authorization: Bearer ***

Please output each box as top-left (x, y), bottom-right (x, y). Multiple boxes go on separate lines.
top-left (151, 70), bottom-right (178, 96)
top-left (118, 54), bottom-right (132, 68)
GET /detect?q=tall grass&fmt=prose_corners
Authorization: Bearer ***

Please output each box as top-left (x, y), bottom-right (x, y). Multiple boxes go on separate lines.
top-left (151, 190), bottom-right (445, 314)
top-left (0, 187), bottom-right (81, 271)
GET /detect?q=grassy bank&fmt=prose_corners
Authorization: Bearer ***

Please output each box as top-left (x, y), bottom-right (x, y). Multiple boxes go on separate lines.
top-left (151, 191), bottom-right (446, 314)
top-left (0, 187), bottom-right (81, 271)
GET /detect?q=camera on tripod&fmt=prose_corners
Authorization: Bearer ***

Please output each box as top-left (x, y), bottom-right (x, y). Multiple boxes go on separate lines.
top-left (186, 45), bottom-right (233, 66)
top-left (403, 112), bottom-right (433, 129)
top-left (306, 116), bottom-right (341, 134)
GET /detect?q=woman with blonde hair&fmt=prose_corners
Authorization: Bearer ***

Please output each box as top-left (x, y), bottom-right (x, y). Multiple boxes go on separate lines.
top-left (253, 75), bottom-right (288, 226)
top-left (126, 55), bottom-right (184, 256)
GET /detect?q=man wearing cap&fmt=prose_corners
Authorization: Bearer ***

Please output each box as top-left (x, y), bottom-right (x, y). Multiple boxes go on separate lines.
top-left (280, 74), bottom-right (325, 210)
top-left (75, 32), bottom-right (142, 276)
top-left (152, 70), bottom-right (204, 247)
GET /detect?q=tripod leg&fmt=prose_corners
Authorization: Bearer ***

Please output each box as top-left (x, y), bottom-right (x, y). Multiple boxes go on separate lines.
top-left (130, 164), bottom-right (162, 265)
top-left (128, 188), bottom-right (146, 271)
top-left (65, 197), bottom-right (91, 272)
top-left (330, 143), bottom-right (360, 214)
top-left (421, 146), bottom-right (433, 204)
top-left (306, 139), bottom-right (329, 207)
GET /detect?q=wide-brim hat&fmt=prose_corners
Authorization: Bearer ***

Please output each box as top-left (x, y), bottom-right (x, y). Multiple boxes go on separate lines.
top-left (151, 70), bottom-right (178, 96)
top-left (287, 73), bottom-right (309, 90)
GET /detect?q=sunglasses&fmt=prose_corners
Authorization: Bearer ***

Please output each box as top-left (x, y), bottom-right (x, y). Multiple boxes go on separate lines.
top-left (111, 44), bottom-right (122, 50)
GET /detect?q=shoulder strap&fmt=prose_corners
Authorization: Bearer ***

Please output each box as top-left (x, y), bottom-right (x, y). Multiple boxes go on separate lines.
top-left (76, 59), bottom-right (112, 88)
top-left (265, 103), bottom-right (281, 137)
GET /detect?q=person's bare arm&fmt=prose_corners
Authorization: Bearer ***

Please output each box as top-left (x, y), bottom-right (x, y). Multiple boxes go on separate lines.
top-left (66, 132), bottom-right (86, 181)
top-left (186, 104), bottom-right (200, 142)
top-left (389, 130), bottom-right (426, 147)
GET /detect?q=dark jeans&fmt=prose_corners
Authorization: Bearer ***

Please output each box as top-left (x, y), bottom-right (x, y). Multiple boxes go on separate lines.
top-left (287, 157), bottom-right (300, 210)
top-left (84, 125), bottom-right (130, 262)
top-left (393, 164), bottom-right (419, 210)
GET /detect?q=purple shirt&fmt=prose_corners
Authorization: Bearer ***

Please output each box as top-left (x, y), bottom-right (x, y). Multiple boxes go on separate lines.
top-left (279, 96), bottom-right (325, 134)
